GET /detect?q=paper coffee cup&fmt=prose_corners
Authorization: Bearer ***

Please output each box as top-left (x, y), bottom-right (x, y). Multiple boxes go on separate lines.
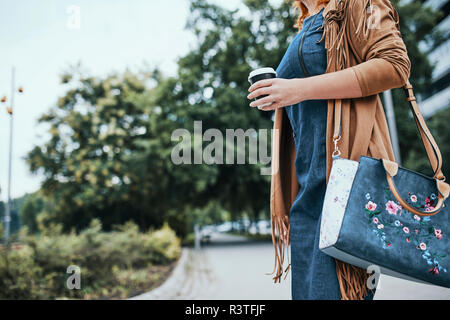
top-left (248, 67), bottom-right (277, 109)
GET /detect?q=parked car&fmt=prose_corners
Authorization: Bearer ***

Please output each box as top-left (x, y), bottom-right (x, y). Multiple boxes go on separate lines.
top-left (199, 225), bottom-right (215, 242)
top-left (248, 220), bottom-right (271, 235)
top-left (233, 219), bottom-right (251, 233)
top-left (216, 221), bottom-right (233, 233)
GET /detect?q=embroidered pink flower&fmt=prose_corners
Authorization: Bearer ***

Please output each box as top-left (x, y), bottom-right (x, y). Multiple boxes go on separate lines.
top-left (386, 243), bottom-right (391, 247)
top-left (413, 215), bottom-right (421, 221)
top-left (406, 237), bottom-right (411, 243)
top-left (403, 227), bottom-right (409, 234)
top-left (377, 224), bottom-right (384, 229)
top-left (410, 195), bottom-right (417, 203)
top-left (386, 201), bottom-right (400, 215)
top-left (425, 206), bottom-right (435, 212)
top-left (429, 267), bottom-right (439, 275)
top-left (435, 229), bottom-right (443, 240)
top-left (366, 201), bottom-right (377, 211)
top-left (436, 234), bottom-right (443, 240)
top-left (373, 217), bottom-right (379, 224)
top-left (419, 242), bottom-right (427, 251)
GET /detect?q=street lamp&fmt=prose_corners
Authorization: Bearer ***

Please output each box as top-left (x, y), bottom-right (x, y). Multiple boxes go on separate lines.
top-left (1, 67), bottom-right (23, 244)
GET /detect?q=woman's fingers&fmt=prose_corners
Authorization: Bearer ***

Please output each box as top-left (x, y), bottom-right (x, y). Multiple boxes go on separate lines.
top-left (259, 102), bottom-right (279, 111)
top-left (248, 78), bottom-right (275, 92)
top-left (249, 95), bottom-right (276, 108)
top-left (247, 86), bottom-right (272, 100)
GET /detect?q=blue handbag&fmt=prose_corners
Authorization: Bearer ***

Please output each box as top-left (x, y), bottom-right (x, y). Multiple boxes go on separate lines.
top-left (319, 80), bottom-right (450, 288)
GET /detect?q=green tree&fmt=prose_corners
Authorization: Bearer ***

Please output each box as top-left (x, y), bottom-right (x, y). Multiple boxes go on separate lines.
top-left (388, 0), bottom-right (447, 177)
top-left (26, 68), bottom-right (219, 234)
top-left (0, 194), bottom-right (28, 238)
top-left (170, 0), bottom-right (298, 224)
top-left (19, 193), bottom-right (45, 234)
top-left (26, 0), bottom-right (445, 237)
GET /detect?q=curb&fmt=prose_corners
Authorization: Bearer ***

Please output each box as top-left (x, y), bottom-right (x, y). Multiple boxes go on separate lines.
top-left (128, 248), bottom-right (190, 300)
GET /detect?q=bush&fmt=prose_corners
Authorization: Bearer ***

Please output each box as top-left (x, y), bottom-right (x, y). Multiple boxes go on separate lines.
top-left (180, 232), bottom-right (196, 247)
top-left (0, 220), bottom-right (181, 299)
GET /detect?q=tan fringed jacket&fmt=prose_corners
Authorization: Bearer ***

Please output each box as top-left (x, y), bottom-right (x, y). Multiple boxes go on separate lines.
top-left (269, 0), bottom-right (411, 299)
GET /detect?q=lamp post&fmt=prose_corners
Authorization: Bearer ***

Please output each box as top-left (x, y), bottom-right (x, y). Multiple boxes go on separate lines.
top-left (1, 67), bottom-right (23, 244)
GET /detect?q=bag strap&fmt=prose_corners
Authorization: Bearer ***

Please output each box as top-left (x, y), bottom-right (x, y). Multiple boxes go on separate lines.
top-left (332, 80), bottom-right (446, 181)
top-left (332, 81), bottom-right (449, 216)
top-left (402, 80), bottom-right (444, 181)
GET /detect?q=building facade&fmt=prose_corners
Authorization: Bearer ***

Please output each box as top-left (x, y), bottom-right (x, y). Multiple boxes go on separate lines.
top-left (419, 0), bottom-right (450, 118)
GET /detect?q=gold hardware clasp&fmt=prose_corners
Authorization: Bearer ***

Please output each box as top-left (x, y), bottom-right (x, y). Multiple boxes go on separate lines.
top-left (332, 135), bottom-right (341, 158)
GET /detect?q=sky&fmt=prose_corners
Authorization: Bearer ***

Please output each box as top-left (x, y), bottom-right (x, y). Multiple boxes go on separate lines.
top-left (0, 0), bottom-right (269, 200)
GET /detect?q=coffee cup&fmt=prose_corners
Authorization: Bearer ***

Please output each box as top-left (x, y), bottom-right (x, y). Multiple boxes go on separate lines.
top-left (248, 67), bottom-right (277, 109)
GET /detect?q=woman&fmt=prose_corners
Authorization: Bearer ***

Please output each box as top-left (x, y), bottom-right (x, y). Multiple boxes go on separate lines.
top-left (247, 0), bottom-right (410, 300)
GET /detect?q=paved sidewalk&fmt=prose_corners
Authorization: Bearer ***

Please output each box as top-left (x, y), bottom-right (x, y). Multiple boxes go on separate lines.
top-left (130, 248), bottom-right (217, 300)
top-left (130, 232), bottom-right (449, 300)
top-left (375, 275), bottom-right (450, 300)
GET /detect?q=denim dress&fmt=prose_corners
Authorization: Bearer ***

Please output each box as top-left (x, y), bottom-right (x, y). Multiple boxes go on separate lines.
top-left (275, 8), bottom-right (342, 300)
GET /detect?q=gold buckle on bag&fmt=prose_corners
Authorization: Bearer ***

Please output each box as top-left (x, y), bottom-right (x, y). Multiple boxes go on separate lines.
top-left (332, 135), bottom-right (341, 158)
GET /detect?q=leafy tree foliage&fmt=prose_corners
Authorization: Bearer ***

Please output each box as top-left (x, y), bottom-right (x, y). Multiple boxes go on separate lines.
top-left (388, 0), bottom-right (447, 177)
top-left (25, 0), bottom-right (446, 237)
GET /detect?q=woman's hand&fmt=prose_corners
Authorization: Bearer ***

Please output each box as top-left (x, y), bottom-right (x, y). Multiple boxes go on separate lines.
top-left (247, 68), bottom-right (363, 110)
top-left (247, 78), bottom-right (305, 111)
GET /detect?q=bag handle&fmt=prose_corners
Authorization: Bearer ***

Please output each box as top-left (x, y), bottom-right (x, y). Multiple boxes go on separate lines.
top-left (381, 158), bottom-right (449, 216)
top-left (332, 80), bottom-right (450, 216)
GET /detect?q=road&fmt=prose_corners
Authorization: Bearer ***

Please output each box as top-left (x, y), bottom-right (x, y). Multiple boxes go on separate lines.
top-left (132, 232), bottom-right (450, 300)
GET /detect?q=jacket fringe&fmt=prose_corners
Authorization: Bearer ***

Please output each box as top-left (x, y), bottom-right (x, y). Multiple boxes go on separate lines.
top-left (267, 213), bottom-right (291, 283)
top-left (335, 260), bottom-right (371, 300)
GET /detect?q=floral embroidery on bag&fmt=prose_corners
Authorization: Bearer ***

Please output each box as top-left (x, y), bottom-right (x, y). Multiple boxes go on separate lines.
top-left (363, 188), bottom-right (447, 275)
